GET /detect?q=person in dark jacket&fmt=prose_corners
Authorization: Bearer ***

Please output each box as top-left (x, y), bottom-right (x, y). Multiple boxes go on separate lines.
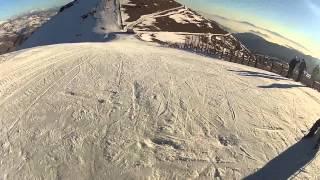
top-left (287, 57), bottom-right (299, 78)
top-left (304, 118), bottom-right (320, 149)
top-left (304, 119), bottom-right (320, 138)
top-left (311, 65), bottom-right (320, 82)
top-left (296, 59), bottom-right (306, 82)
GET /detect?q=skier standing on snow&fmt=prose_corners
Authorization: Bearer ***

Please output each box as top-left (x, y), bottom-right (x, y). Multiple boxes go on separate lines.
top-left (296, 59), bottom-right (306, 82)
top-left (311, 65), bottom-right (320, 82)
top-left (287, 57), bottom-right (299, 78)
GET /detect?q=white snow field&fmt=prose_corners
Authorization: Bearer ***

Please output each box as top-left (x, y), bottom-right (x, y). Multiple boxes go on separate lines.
top-left (1, 37), bottom-right (320, 179)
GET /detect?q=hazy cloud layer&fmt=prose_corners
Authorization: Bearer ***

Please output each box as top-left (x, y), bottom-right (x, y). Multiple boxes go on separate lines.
top-left (201, 12), bottom-right (313, 56)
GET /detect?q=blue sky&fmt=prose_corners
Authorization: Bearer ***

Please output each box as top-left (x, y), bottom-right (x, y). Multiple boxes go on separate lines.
top-left (0, 0), bottom-right (70, 20)
top-left (178, 0), bottom-right (320, 40)
top-left (177, 0), bottom-right (320, 58)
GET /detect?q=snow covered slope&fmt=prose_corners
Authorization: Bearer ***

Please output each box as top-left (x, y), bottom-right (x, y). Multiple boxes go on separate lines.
top-left (120, 0), bottom-right (252, 57)
top-left (1, 38), bottom-right (320, 179)
top-left (19, 0), bottom-right (122, 50)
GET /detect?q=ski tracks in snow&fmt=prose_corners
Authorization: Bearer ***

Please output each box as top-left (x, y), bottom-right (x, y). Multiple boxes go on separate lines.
top-left (1, 41), bottom-right (320, 179)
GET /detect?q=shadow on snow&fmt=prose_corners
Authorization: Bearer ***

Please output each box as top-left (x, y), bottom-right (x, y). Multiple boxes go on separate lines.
top-left (245, 137), bottom-right (319, 180)
top-left (228, 69), bottom-right (287, 81)
top-left (258, 83), bottom-right (306, 89)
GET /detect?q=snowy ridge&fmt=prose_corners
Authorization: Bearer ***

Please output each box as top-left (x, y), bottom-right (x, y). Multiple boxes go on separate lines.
top-left (0, 10), bottom-right (56, 54)
top-left (120, 0), bottom-right (251, 57)
top-left (19, 0), bottom-right (122, 50)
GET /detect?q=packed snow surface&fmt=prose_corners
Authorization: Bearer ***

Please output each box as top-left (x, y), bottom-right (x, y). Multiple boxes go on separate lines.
top-left (1, 38), bottom-right (320, 179)
top-left (138, 32), bottom-right (186, 43)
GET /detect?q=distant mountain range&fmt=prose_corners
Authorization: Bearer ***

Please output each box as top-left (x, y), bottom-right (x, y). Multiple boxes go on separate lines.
top-left (200, 13), bottom-right (315, 57)
top-left (0, 9), bottom-right (57, 55)
top-left (234, 32), bottom-right (319, 72)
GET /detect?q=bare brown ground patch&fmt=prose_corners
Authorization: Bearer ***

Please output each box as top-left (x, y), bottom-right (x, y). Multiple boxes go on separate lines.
top-left (122, 0), bottom-right (181, 22)
top-left (153, 15), bottom-right (227, 34)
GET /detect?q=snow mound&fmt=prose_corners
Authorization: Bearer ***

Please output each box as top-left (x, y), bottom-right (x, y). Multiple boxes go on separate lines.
top-left (1, 38), bottom-right (320, 179)
top-left (19, 0), bottom-right (122, 50)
